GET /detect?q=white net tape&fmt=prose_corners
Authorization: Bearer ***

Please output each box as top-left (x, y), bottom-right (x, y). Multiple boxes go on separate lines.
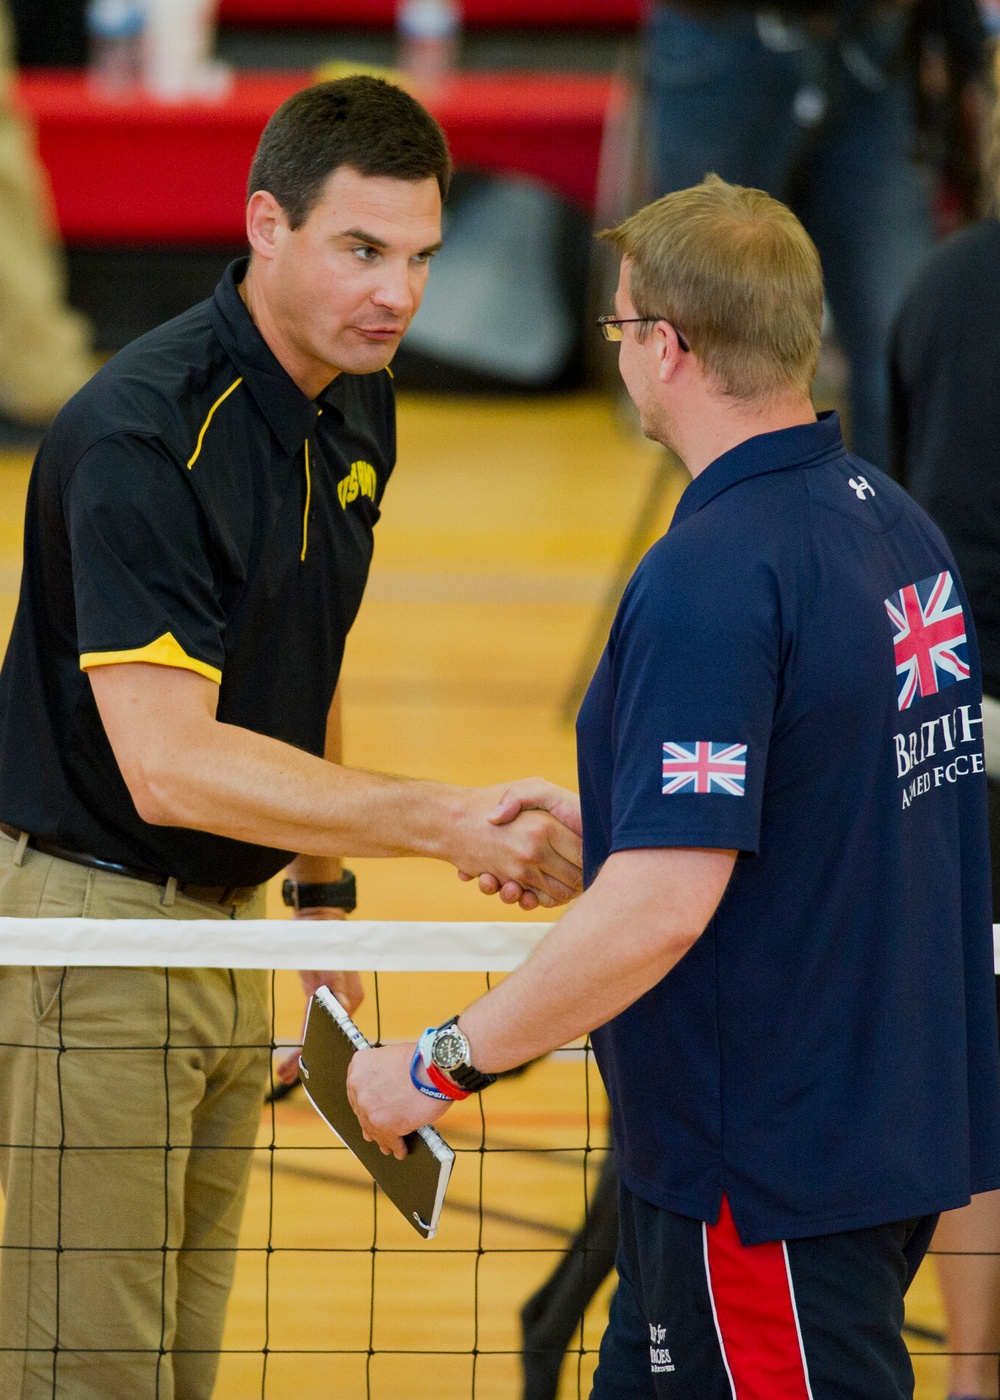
top-left (0, 918), bottom-right (995, 972)
top-left (0, 917), bottom-right (553, 970)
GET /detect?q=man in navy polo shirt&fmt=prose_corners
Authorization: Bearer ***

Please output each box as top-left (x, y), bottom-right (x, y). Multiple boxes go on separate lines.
top-left (349, 175), bottom-right (1000, 1398)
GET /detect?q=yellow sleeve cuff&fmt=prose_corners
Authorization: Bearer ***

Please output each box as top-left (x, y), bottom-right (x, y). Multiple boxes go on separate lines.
top-left (79, 631), bottom-right (222, 685)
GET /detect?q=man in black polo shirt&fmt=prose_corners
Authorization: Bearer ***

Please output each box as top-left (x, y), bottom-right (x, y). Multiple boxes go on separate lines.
top-left (0, 78), bottom-right (582, 1400)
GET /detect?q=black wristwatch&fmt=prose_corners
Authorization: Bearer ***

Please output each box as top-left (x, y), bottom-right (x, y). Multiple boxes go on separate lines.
top-left (428, 1016), bottom-right (498, 1093)
top-left (281, 869), bottom-right (357, 912)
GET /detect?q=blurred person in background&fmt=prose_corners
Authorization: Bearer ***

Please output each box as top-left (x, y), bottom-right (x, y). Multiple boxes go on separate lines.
top-left (0, 0), bottom-right (92, 442)
top-left (890, 57), bottom-right (1000, 1400)
top-left (9, 0), bottom-right (87, 65)
top-left (644, 0), bottom-right (988, 473)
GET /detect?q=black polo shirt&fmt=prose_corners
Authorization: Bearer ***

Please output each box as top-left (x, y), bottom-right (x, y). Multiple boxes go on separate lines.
top-left (0, 259), bottom-right (395, 886)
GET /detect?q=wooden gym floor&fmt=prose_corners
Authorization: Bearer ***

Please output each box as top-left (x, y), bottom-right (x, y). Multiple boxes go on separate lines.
top-left (0, 393), bottom-right (955, 1396)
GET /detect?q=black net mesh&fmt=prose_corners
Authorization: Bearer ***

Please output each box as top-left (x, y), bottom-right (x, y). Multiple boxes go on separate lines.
top-left (0, 956), bottom-right (984, 1399)
top-left (0, 963), bottom-right (614, 1400)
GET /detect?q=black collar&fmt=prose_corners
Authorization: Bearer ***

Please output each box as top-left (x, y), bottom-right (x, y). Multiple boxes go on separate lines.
top-left (210, 258), bottom-right (344, 456)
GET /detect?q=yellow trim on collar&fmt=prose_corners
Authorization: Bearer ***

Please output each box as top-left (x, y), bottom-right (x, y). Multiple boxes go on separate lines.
top-left (79, 631), bottom-right (222, 685)
top-left (302, 439), bottom-right (312, 561)
top-left (187, 377), bottom-right (244, 469)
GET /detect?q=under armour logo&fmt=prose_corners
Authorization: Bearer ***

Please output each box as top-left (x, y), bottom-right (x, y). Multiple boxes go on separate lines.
top-left (848, 476), bottom-right (875, 500)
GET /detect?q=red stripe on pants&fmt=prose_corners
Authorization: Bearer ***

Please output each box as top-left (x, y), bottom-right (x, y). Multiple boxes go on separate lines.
top-left (705, 1196), bottom-right (811, 1400)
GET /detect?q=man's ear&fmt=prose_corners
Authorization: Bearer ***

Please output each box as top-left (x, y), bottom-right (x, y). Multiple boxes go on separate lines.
top-left (654, 320), bottom-right (687, 383)
top-left (245, 191), bottom-right (287, 261)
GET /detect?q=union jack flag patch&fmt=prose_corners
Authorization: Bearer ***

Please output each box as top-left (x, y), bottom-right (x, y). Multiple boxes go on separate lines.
top-left (884, 570), bottom-right (969, 712)
top-left (661, 742), bottom-right (747, 797)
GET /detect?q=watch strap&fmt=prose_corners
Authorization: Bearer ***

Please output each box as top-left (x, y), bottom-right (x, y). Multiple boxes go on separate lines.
top-left (448, 1061), bottom-right (498, 1093)
top-left (281, 869), bottom-right (357, 911)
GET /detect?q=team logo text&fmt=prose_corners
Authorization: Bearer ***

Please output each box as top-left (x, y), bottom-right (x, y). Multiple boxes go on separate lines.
top-left (895, 703), bottom-right (984, 809)
top-left (337, 459), bottom-right (378, 510)
top-left (649, 1323), bottom-right (675, 1374)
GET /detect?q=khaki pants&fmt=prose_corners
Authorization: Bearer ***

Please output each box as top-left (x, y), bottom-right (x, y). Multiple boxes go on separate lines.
top-left (0, 1), bottom-right (92, 422)
top-left (0, 832), bottom-right (270, 1400)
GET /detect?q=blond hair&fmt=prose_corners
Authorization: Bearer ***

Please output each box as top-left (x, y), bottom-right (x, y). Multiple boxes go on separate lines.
top-left (600, 175), bottom-right (824, 402)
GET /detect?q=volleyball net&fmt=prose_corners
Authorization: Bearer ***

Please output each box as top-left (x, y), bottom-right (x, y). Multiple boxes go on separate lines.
top-left (0, 918), bottom-right (997, 1399)
top-left (0, 918), bottom-right (613, 1400)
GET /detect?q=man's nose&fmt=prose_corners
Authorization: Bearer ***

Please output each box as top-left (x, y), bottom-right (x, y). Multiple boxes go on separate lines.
top-left (373, 261), bottom-right (416, 317)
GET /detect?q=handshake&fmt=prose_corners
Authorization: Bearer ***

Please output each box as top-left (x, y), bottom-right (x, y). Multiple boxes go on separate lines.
top-left (450, 776), bottom-right (583, 911)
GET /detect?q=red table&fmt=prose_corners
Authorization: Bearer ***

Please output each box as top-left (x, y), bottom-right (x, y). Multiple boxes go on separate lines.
top-left (218, 0), bottom-right (639, 25)
top-left (16, 70), bottom-right (614, 245)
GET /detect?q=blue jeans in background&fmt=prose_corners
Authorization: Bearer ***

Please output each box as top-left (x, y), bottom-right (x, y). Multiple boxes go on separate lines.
top-left (645, 4), bottom-right (933, 472)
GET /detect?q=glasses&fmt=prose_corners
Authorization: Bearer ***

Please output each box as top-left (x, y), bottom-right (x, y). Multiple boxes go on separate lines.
top-left (597, 315), bottom-right (690, 352)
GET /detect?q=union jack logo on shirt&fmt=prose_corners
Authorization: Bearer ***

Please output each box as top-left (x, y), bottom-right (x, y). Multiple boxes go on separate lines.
top-left (661, 742), bottom-right (747, 797)
top-left (884, 569), bottom-right (969, 712)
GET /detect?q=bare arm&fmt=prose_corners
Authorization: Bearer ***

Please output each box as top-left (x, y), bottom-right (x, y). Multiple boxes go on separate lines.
top-left (285, 681), bottom-right (347, 891)
top-left (87, 662), bottom-right (582, 904)
top-left (457, 845), bottom-right (735, 1067)
top-left (347, 844), bottom-right (737, 1155)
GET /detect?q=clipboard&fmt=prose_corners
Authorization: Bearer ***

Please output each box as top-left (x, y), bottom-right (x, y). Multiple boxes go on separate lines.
top-left (298, 986), bottom-right (455, 1239)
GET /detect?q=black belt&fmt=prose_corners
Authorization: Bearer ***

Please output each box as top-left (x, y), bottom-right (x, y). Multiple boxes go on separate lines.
top-left (0, 823), bottom-right (259, 908)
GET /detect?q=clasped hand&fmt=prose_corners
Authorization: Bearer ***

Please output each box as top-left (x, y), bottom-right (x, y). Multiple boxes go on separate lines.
top-left (456, 777), bottom-right (583, 910)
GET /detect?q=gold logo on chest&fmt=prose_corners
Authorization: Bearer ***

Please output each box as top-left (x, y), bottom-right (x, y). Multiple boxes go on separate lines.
top-left (337, 460), bottom-right (378, 510)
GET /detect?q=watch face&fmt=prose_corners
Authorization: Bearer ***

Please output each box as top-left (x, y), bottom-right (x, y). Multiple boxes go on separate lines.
top-left (431, 1027), bottom-right (467, 1073)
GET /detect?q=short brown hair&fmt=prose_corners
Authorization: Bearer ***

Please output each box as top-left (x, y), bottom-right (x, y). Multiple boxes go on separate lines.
top-left (248, 76), bottom-right (452, 230)
top-left (600, 175), bottom-right (824, 402)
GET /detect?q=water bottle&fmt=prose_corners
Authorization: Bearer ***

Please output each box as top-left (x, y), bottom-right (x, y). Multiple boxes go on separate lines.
top-left (86, 0), bottom-right (145, 98)
top-left (396, 0), bottom-right (461, 84)
top-left (144, 0), bottom-right (227, 102)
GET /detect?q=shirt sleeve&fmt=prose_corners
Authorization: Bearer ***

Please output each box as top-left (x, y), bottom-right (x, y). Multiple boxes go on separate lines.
top-left (607, 528), bottom-right (782, 855)
top-left (65, 435), bottom-right (227, 684)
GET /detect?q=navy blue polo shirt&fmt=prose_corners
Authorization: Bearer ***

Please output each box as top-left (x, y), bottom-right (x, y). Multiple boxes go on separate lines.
top-left (0, 259), bottom-right (394, 887)
top-left (579, 412), bottom-right (1000, 1244)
